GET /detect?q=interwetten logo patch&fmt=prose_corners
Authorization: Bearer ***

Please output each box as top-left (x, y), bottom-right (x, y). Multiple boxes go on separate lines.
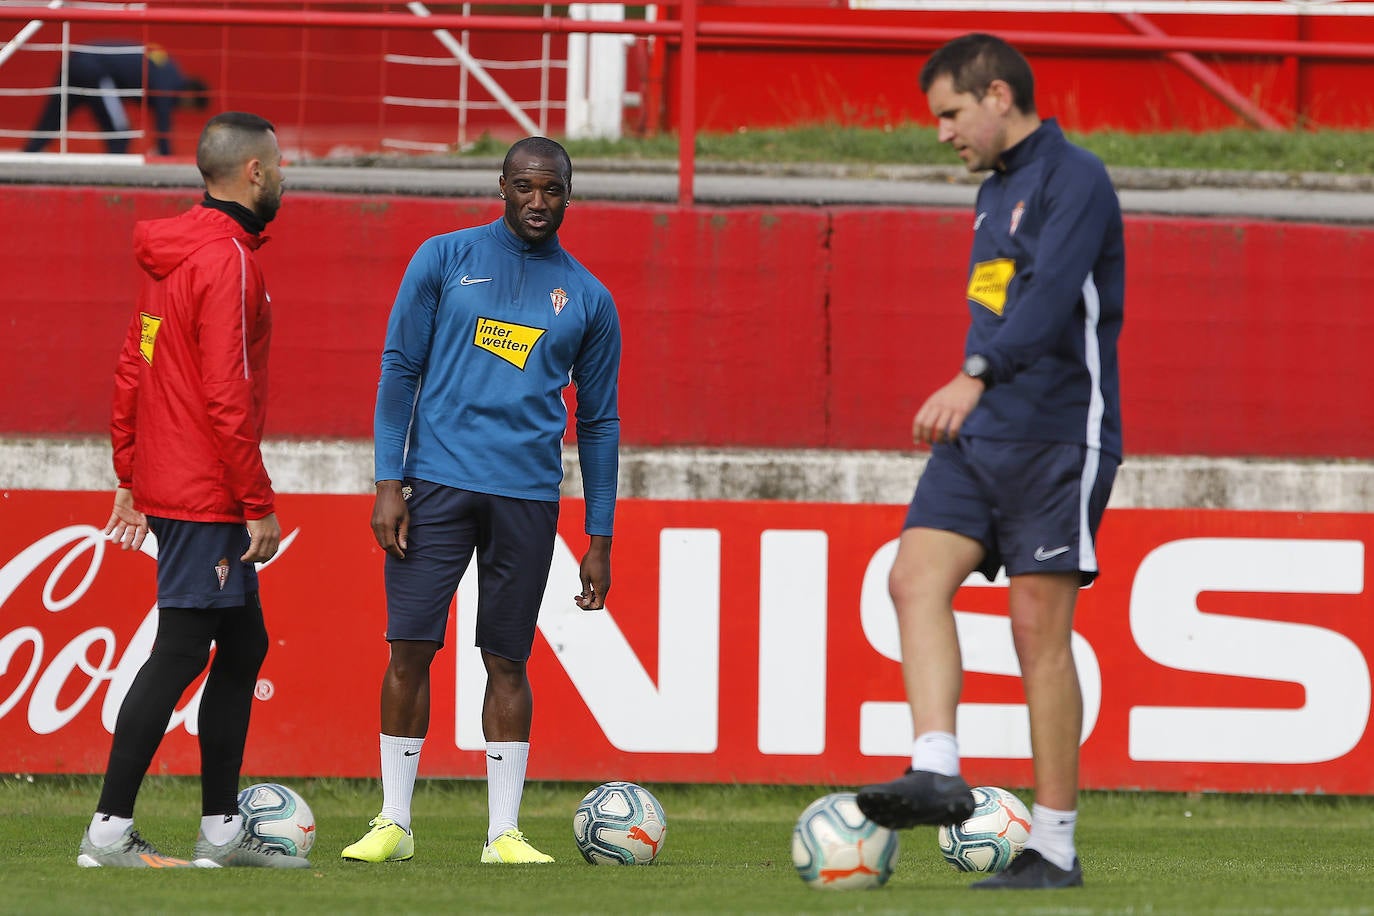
top-left (473, 316), bottom-right (545, 370)
top-left (967, 259), bottom-right (1015, 315)
top-left (138, 312), bottom-right (162, 365)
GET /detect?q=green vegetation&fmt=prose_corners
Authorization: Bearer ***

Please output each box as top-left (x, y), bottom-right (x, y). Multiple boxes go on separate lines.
top-left (6, 774), bottom-right (1374, 914)
top-left (1071, 127), bottom-right (1372, 174)
top-left (464, 124), bottom-right (1374, 174)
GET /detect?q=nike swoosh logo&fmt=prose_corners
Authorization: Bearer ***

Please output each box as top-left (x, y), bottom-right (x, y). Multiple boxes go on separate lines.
top-left (403, 749), bottom-right (419, 756)
top-left (1034, 545), bottom-right (1071, 562)
top-left (460, 275), bottom-right (493, 285)
top-left (487, 753), bottom-right (503, 761)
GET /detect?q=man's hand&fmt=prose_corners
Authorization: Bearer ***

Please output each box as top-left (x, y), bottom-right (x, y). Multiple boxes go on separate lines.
top-left (912, 372), bottom-right (986, 445)
top-left (241, 513), bottom-right (282, 563)
top-left (575, 535), bottom-right (612, 610)
top-left (371, 480), bottom-right (410, 559)
top-left (103, 486), bottom-right (148, 551)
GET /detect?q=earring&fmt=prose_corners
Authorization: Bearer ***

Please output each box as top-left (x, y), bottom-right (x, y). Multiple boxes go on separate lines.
top-left (499, 192), bottom-right (506, 200)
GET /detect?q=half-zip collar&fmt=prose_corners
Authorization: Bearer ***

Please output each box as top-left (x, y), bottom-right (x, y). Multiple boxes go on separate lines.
top-left (997, 117), bottom-right (1065, 175)
top-left (490, 218), bottom-right (562, 258)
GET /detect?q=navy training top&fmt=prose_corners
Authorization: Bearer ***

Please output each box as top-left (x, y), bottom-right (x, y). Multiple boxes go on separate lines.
top-left (373, 218), bottom-right (622, 536)
top-left (960, 118), bottom-right (1125, 460)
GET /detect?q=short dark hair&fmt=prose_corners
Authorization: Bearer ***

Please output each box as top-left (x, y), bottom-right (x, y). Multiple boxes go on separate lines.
top-left (196, 111), bottom-right (275, 183)
top-left (502, 136), bottom-right (572, 183)
top-left (919, 33), bottom-right (1036, 115)
top-left (180, 76), bottom-right (211, 112)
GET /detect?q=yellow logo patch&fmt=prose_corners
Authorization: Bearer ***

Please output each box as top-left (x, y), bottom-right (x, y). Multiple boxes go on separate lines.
top-left (473, 316), bottom-right (545, 370)
top-left (138, 312), bottom-right (162, 364)
top-left (967, 259), bottom-right (1016, 315)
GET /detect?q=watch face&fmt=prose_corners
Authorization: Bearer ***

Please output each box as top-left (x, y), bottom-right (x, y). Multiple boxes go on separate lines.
top-left (964, 355), bottom-right (989, 379)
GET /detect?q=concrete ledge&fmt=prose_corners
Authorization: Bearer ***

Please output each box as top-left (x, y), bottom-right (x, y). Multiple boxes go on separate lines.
top-left (5, 437), bottom-right (1374, 513)
top-left (3, 160), bottom-right (1372, 222)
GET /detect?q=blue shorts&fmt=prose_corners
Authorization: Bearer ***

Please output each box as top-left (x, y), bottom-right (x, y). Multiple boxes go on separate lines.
top-left (904, 437), bottom-right (1118, 585)
top-left (148, 517), bottom-right (259, 609)
top-left (384, 479), bottom-right (559, 659)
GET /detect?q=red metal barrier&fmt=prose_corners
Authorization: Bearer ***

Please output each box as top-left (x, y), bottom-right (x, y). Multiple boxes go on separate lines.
top-left (5, 2), bottom-right (1374, 200)
top-left (5, 185), bottom-right (1374, 459)
top-left (9, 3), bottom-right (1374, 56)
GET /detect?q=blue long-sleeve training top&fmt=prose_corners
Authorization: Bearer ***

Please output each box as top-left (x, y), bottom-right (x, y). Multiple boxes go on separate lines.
top-left (960, 118), bottom-right (1125, 460)
top-left (374, 218), bottom-right (622, 536)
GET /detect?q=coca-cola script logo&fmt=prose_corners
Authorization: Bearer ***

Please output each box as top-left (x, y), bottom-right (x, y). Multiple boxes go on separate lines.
top-left (0, 523), bottom-right (296, 739)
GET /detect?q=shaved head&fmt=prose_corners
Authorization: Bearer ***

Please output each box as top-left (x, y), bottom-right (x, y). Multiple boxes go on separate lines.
top-left (499, 136), bottom-right (574, 245)
top-left (196, 112), bottom-right (277, 184)
top-left (502, 136), bottom-right (572, 184)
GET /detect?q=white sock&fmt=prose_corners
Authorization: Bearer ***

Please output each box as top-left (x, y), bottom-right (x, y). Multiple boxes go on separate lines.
top-left (379, 733), bottom-right (423, 831)
top-left (201, 813), bottom-right (241, 846)
top-left (88, 813), bottom-right (133, 847)
top-left (911, 730), bottom-right (960, 776)
top-left (486, 741), bottom-right (530, 844)
top-left (1024, 803), bottom-right (1078, 870)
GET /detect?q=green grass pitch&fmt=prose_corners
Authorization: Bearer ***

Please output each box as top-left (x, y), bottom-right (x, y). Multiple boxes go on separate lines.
top-left (4, 775), bottom-right (1373, 914)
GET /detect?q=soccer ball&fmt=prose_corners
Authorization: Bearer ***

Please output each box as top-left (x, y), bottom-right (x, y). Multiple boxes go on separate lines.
top-left (937, 785), bottom-right (1031, 873)
top-left (237, 782), bottom-right (316, 857)
top-left (791, 792), bottom-right (900, 890)
top-left (572, 781), bottom-right (668, 864)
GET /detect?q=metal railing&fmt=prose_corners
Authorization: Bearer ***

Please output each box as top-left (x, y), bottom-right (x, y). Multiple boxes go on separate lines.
top-left (4, 0), bottom-right (1374, 203)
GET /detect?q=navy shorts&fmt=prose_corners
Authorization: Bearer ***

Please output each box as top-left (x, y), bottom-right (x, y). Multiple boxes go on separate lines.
top-left (148, 517), bottom-right (259, 609)
top-left (904, 437), bottom-right (1118, 585)
top-left (384, 479), bottom-right (559, 659)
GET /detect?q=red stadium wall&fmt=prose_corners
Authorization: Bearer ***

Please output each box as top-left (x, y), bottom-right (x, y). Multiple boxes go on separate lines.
top-left (0, 18), bottom-right (578, 158)
top-left (4, 184), bottom-right (1374, 458)
top-left (3, 5), bottom-right (1372, 159)
top-left (674, 6), bottom-right (1374, 131)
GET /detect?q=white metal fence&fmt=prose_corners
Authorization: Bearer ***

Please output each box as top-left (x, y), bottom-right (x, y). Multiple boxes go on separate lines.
top-left (0, 0), bottom-right (635, 158)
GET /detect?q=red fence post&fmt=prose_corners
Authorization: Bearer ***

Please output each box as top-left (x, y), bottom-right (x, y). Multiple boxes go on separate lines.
top-left (678, 0), bottom-right (697, 207)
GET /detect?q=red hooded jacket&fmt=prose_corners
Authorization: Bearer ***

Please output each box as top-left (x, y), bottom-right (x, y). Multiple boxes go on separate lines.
top-left (111, 205), bottom-right (275, 522)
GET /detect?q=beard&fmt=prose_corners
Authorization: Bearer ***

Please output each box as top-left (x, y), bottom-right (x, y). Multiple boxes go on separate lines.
top-left (254, 187), bottom-right (282, 224)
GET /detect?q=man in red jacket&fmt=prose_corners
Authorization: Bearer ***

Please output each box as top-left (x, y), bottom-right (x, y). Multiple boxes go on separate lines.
top-left (78, 111), bottom-right (307, 869)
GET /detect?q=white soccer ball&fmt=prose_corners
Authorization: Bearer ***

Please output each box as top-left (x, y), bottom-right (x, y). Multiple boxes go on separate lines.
top-left (572, 781), bottom-right (668, 864)
top-left (237, 782), bottom-right (316, 857)
top-left (937, 785), bottom-right (1031, 873)
top-left (791, 792), bottom-right (900, 890)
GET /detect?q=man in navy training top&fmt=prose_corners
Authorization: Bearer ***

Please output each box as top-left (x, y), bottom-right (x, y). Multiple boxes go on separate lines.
top-left (24, 41), bottom-right (208, 155)
top-left (343, 136), bottom-right (621, 866)
top-left (856, 33), bottom-right (1125, 891)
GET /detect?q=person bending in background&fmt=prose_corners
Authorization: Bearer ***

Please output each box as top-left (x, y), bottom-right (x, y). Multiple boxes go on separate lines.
top-left (342, 136), bottom-right (622, 866)
top-left (856, 33), bottom-right (1125, 891)
top-left (80, 112), bottom-right (305, 870)
top-left (24, 41), bottom-right (208, 155)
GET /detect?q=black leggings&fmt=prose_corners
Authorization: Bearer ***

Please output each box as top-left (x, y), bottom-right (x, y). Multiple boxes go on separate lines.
top-left (96, 598), bottom-right (269, 818)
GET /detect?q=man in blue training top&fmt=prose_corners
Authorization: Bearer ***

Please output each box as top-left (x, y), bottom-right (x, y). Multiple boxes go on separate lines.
top-left (24, 41), bottom-right (208, 155)
top-left (857, 33), bottom-right (1125, 891)
top-left (343, 136), bottom-right (621, 866)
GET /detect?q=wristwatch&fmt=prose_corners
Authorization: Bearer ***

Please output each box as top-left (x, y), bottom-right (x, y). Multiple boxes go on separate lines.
top-left (962, 353), bottom-right (993, 387)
